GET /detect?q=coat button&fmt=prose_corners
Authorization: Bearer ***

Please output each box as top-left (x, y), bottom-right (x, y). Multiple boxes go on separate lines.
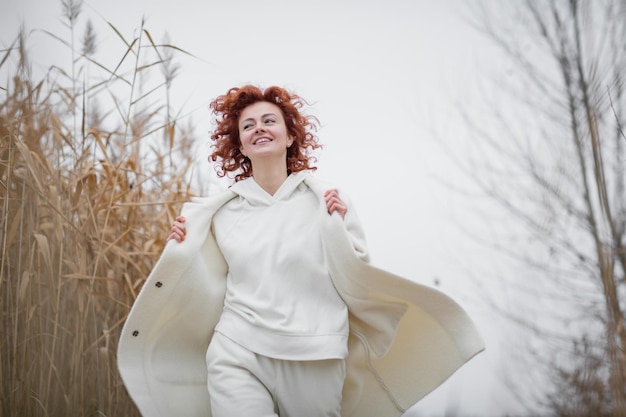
top-left (132, 330), bottom-right (139, 337)
top-left (155, 281), bottom-right (163, 288)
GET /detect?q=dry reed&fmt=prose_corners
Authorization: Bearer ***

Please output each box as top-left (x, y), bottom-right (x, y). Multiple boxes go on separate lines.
top-left (1, 10), bottom-right (199, 417)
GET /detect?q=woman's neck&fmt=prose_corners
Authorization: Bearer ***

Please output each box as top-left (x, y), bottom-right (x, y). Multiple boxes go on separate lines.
top-left (250, 162), bottom-right (289, 196)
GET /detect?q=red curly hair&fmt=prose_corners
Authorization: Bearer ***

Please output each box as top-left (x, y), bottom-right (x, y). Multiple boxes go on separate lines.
top-left (209, 85), bottom-right (321, 181)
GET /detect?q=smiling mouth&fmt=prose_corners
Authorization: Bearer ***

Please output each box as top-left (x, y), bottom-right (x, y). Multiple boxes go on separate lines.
top-left (253, 137), bottom-right (272, 145)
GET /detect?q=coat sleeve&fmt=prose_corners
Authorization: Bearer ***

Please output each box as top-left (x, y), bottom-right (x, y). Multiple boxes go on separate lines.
top-left (306, 177), bottom-right (485, 417)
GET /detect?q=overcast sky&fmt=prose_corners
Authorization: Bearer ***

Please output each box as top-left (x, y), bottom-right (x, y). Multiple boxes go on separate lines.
top-left (2, 1), bottom-right (519, 415)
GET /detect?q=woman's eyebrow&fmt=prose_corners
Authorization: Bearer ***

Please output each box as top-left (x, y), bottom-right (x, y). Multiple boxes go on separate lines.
top-left (240, 113), bottom-right (278, 125)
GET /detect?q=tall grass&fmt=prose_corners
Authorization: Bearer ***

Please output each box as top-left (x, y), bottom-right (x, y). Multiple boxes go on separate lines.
top-left (1, 4), bottom-right (199, 416)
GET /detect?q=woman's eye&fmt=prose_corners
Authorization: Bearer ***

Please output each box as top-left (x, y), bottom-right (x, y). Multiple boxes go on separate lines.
top-left (265, 119), bottom-right (275, 124)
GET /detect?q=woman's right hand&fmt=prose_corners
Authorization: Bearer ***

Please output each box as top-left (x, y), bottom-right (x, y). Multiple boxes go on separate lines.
top-left (167, 216), bottom-right (187, 242)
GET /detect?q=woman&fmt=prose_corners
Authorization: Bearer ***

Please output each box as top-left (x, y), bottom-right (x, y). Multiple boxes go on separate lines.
top-left (117, 85), bottom-right (484, 417)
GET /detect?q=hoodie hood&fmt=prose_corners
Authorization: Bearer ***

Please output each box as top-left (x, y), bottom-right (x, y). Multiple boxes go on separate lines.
top-left (229, 171), bottom-right (310, 206)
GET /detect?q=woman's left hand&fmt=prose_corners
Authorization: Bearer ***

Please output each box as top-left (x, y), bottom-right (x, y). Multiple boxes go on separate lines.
top-left (324, 189), bottom-right (347, 219)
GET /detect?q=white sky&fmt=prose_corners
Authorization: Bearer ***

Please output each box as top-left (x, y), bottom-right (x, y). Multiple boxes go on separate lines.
top-left (1, 1), bottom-right (521, 416)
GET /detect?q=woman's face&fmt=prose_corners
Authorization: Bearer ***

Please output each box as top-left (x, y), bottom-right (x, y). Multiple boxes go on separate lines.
top-left (238, 101), bottom-right (293, 162)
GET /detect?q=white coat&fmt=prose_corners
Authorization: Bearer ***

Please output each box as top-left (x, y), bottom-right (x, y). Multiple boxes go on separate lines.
top-left (117, 176), bottom-right (485, 417)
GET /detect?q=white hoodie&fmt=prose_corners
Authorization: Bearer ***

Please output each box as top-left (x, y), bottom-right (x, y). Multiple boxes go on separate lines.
top-left (212, 171), bottom-right (349, 360)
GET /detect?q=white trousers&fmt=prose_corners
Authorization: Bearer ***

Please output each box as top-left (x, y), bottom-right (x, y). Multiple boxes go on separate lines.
top-left (206, 331), bottom-right (345, 417)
